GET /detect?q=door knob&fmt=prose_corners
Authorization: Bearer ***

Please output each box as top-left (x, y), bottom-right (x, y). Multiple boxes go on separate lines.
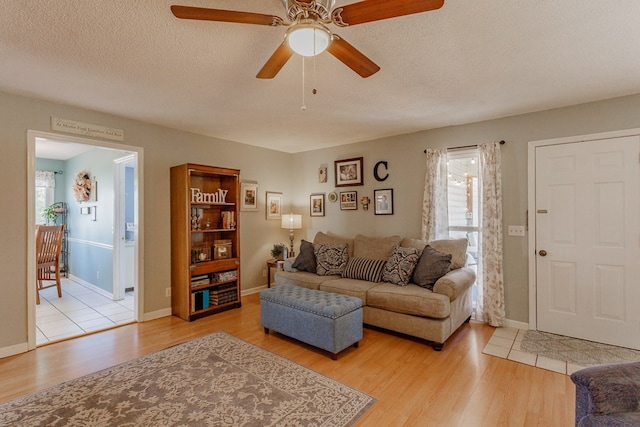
top-left (538, 250), bottom-right (547, 257)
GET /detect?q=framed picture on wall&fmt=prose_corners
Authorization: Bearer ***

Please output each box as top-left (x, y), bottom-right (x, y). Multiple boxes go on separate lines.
top-left (240, 182), bottom-right (258, 211)
top-left (374, 189), bottom-right (393, 215)
top-left (310, 193), bottom-right (325, 216)
top-left (340, 191), bottom-right (358, 210)
top-left (334, 157), bottom-right (363, 187)
top-left (265, 191), bottom-right (283, 220)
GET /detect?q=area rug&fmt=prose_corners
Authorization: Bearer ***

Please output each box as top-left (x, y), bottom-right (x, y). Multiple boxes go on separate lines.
top-left (0, 331), bottom-right (375, 426)
top-left (520, 330), bottom-right (640, 366)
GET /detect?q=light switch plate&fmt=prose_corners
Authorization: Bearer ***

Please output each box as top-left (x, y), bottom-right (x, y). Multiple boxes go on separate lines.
top-left (508, 225), bottom-right (526, 236)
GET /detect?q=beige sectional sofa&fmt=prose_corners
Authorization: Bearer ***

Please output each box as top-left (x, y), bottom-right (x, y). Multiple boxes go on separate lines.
top-left (274, 232), bottom-right (476, 350)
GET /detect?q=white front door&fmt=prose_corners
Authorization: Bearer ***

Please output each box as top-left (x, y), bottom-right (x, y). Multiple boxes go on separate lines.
top-left (534, 135), bottom-right (640, 349)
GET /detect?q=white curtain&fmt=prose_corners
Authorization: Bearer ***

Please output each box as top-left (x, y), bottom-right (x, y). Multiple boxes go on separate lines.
top-left (477, 142), bottom-right (505, 326)
top-left (421, 148), bottom-right (449, 241)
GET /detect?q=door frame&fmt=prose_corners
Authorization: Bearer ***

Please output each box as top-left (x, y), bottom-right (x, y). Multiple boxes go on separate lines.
top-left (27, 130), bottom-right (145, 350)
top-left (113, 154), bottom-right (136, 301)
top-left (527, 127), bottom-right (640, 330)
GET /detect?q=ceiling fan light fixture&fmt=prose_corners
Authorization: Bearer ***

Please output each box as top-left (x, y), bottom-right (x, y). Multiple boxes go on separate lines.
top-left (286, 22), bottom-right (332, 57)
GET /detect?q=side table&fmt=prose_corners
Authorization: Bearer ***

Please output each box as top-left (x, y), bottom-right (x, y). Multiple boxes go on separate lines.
top-left (266, 259), bottom-right (285, 288)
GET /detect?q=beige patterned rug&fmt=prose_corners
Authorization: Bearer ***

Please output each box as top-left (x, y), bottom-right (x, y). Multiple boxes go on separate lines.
top-left (0, 332), bottom-right (375, 426)
top-left (521, 330), bottom-right (640, 366)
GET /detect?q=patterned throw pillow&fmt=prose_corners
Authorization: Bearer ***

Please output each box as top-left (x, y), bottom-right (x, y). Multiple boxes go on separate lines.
top-left (412, 245), bottom-right (452, 290)
top-left (292, 240), bottom-right (316, 273)
top-left (342, 257), bottom-right (387, 282)
top-left (314, 243), bottom-right (349, 276)
top-left (382, 246), bottom-right (421, 286)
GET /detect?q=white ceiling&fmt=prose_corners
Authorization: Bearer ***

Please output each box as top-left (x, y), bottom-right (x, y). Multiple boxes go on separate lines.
top-left (3, 1), bottom-right (640, 153)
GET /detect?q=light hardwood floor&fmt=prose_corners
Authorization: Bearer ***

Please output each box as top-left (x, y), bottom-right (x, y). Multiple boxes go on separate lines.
top-left (0, 293), bottom-right (576, 426)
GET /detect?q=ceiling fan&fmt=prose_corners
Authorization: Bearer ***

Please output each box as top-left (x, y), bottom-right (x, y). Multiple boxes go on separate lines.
top-left (171, 0), bottom-right (444, 79)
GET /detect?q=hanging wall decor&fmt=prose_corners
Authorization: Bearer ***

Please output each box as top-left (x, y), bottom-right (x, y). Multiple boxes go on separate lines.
top-left (73, 170), bottom-right (93, 203)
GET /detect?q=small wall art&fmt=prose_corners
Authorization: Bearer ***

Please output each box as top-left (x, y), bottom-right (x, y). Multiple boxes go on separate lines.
top-left (340, 191), bottom-right (358, 210)
top-left (318, 165), bottom-right (328, 183)
top-left (240, 182), bottom-right (258, 211)
top-left (310, 193), bottom-right (325, 216)
top-left (265, 191), bottom-right (283, 220)
top-left (334, 157), bottom-right (363, 187)
top-left (374, 189), bottom-right (394, 215)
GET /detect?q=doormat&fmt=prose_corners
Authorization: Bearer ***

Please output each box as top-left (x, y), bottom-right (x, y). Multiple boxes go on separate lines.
top-left (520, 330), bottom-right (640, 366)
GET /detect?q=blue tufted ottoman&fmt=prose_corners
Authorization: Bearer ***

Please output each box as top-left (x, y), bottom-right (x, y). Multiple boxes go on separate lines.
top-left (260, 284), bottom-right (363, 359)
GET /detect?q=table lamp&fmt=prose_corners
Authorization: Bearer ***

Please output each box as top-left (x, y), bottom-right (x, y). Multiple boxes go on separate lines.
top-left (281, 213), bottom-right (302, 257)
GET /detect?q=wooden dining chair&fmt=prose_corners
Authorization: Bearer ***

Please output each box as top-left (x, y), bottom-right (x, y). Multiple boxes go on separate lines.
top-left (35, 224), bottom-right (65, 305)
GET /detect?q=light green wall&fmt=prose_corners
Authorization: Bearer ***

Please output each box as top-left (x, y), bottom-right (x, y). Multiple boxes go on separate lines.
top-left (0, 90), bottom-right (293, 350)
top-left (3, 88), bottom-right (640, 352)
top-left (290, 93), bottom-right (640, 323)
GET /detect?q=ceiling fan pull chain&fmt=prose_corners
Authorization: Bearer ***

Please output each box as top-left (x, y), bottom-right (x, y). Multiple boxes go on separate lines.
top-left (301, 56), bottom-right (307, 111)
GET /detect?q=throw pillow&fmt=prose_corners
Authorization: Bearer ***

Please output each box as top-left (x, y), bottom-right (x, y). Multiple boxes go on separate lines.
top-left (412, 245), bottom-right (453, 290)
top-left (381, 246), bottom-right (421, 286)
top-left (313, 232), bottom-right (354, 257)
top-left (428, 238), bottom-right (468, 270)
top-left (291, 240), bottom-right (316, 273)
top-left (342, 257), bottom-right (387, 282)
top-left (314, 243), bottom-right (349, 276)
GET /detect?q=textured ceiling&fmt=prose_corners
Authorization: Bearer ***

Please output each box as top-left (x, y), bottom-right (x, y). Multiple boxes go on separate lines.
top-left (2, 1), bottom-right (640, 153)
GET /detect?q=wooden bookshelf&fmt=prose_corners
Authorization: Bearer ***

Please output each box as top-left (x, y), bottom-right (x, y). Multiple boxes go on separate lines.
top-left (170, 163), bottom-right (241, 321)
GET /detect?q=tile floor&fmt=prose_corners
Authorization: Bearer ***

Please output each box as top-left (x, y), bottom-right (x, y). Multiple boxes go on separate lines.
top-left (36, 278), bottom-right (134, 345)
top-left (482, 327), bottom-right (588, 376)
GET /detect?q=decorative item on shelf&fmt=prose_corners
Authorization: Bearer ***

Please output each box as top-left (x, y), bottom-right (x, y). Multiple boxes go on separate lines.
top-left (214, 239), bottom-right (233, 260)
top-left (270, 243), bottom-right (288, 261)
top-left (191, 208), bottom-right (204, 230)
top-left (221, 211), bottom-right (236, 229)
top-left (191, 243), bottom-right (211, 263)
top-left (190, 188), bottom-right (228, 204)
top-left (281, 213), bottom-right (302, 257)
top-left (360, 196), bottom-right (370, 211)
top-left (73, 170), bottom-right (92, 203)
top-left (42, 206), bottom-right (60, 225)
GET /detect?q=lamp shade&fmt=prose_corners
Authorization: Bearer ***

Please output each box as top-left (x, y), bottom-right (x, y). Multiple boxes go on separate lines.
top-left (281, 213), bottom-right (302, 230)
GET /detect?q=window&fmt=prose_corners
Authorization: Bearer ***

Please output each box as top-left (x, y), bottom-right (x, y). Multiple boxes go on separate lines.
top-left (447, 148), bottom-right (479, 310)
top-left (35, 170), bottom-right (55, 224)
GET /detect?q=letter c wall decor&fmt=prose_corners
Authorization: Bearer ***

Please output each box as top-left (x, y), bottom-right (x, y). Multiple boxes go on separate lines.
top-left (374, 161), bottom-right (389, 182)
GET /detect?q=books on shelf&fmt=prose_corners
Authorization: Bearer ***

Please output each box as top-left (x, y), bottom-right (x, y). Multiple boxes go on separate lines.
top-left (191, 289), bottom-right (210, 312)
top-left (191, 274), bottom-right (210, 287)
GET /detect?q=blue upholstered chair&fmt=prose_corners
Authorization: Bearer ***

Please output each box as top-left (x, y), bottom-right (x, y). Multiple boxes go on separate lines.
top-left (570, 361), bottom-right (640, 426)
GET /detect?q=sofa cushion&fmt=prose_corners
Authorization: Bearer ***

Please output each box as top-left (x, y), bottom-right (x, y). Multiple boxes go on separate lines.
top-left (381, 246), bottom-right (421, 286)
top-left (314, 243), bottom-right (349, 276)
top-left (319, 278), bottom-right (380, 304)
top-left (342, 257), bottom-right (386, 282)
top-left (291, 240), bottom-right (316, 273)
top-left (353, 234), bottom-right (401, 260)
top-left (367, 283), bottom-right (451, 319)
top-left (429, 238), bottom-right (468, 270)
top-left (401, 237), bottom-right (469, 270)
top-left (274, 270), bottom-right (339, 290)
top-left (412, 245), bottom-right (452, 289)
top-left (314, 232), bottom-right (354, 258)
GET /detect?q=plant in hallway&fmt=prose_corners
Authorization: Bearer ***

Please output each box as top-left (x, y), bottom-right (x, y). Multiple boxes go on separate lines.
top-left (42, 206), bottom-right (59, 224)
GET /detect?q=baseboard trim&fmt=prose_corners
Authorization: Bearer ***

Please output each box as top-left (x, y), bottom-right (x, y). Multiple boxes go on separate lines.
top-left (504, 319), bottom-right (529, 330)
top-left (69, 275), bottom-right (116, 300)
top-left (142, 308), bottom-right (171, 321)
top-left (241, 285), bottom-right (267, 297)
top-left (0, 342), bottom-right (29, 359)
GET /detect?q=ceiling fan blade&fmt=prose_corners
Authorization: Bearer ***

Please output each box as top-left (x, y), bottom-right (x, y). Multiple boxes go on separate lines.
top-left (326, 35), bottom-right (380, 78)
top-left (256, 42), bottom-right (294, 79)
top-left (171, 5), bottom-right (284, 26)
top-left (332, 0), bottom-right (444, 26)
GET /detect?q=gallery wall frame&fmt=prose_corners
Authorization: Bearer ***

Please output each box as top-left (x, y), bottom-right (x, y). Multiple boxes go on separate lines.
top-left (240, 182), bottom-right (258, 211)
top-left (340, 191), bottom-right (358, 210)
top-left (265, 191), bottom-right (283, 220)
top-left (310, 193), bottom-right (325, 217)
top-left (374, 188), bottom-right (394, 215)
top-left (334, 157), bottom-right (363, 187)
